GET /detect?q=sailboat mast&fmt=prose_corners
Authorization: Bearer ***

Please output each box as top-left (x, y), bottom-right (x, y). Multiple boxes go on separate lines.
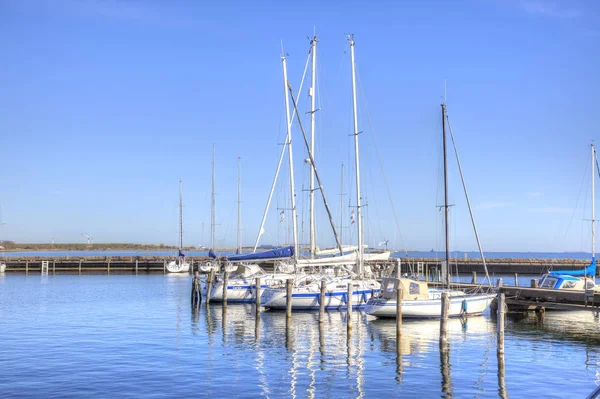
top-left (592, 144), bottom-right (596, 260)
top-left (179, 178), bottom-right (183, 250)
top-left (211, 145), bottom-right (216, 251)
top-left (237, 156), bottom-right (242, 254)
top-left (442, 103), bottom-right (450, 288)
top-left (309, 35), bottom-right (317, 259)
top-left (340, 162), bottom-right (344, 247)
top-left (348, 36), bottom-right (364, 277)
top-left (282, 55), bottom-right (299, 262)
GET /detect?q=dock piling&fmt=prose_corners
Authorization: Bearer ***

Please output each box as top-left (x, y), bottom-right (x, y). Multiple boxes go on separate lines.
top-left (25, 261), bottom-right (28, 275)
top-left (52, 260), bottom-right (56, 275)
top-left (78, 260), bottom-right (82, 275)
top-left (135, 260), bottom-right (138, 275)
top-left (191, 271), bottom-right (201, 307)
top-left (163, 259), bottom-right (166, 275)
top-left (319, 279), bottom-right (326, 323)
top-left (206, 269), bottom-right (214, 306)
top-left (255, 277), bottom-right (261, 317)
top-left (514, 273), bottom-right (519, 287)
top-left (396, 281), bottom-right (402, 340)
top-left (286, 279), bottom-right (292, 319)
top-left (222, 271), bottom-right (229, 308)
top-left (497, 292), bottom-right (505, 354)
top-left (107, 259), bottom-right (110, 275)
top-left (497, 278), bottom-right (503, 288)
top-left (347, 282), bottom-right (353, 329)
top-left (531, 279), bottom-right (539, 288)
top-left (440, 292), bottom-right (449, 351)
top-left (471, 271), bottom-right (477, 284)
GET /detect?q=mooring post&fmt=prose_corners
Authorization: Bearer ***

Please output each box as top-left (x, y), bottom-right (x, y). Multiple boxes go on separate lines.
top-left (347, 281), bottom-right (353, 329)
top-left (497, 278), bottom-right (503, 288)
top-left (206, 269), bottom-right (214, 305)
top-left (163, 259), bottom-right (166, 275)
top-left (514, 273), bottom-right (519, 287)
top-left (471, 271), bottom-right (477, 284)
top-left (25, 261), bottom-right (28, 275)
top-left (530, 279), bottom-right (539, 288)
top-left (396, 280), bottom-right (403, 339)
top-left (191, 271), bottom-right (201, 307)
top-left (52, 260), bottom-right (56, 275)
top-left (286, 279), bottom-right (293, 319)
top-left (222, 271), bottom-right (229, 308)
top-left (319, 279), bottom-right (326, 323)
top-left (440, 292), bottom-right (449, 351)
top-left (135, 260), bottom-right (138, 275)
top-left (107, 259), bottom-right (110, 275)
top-left (78, 260), bottom-right (82, 275)
top-left (255, 277), bottom-right (261, 316)
top-left (497, 292), bottom-right (505, 354)
top-left (189, 259), bottom-right (193, 275)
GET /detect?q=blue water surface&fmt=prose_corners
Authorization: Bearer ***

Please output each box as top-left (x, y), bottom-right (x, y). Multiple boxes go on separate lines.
top-left (1, 275), bottom-right (599, 398)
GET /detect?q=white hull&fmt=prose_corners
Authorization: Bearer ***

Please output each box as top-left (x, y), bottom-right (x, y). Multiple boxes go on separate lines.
top-left (0, 263), bottom-right (5, 273)
top-left (365, 293), bottom-right (495, 318)
top-left (262, 278), bottom-right (380, 310)
top-left (203, 273), bottom-right (293, 303)
top-left (166, 261), bottom-right (190, 273)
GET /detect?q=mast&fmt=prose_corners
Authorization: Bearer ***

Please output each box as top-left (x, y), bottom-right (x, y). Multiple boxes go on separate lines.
top-left (179, 178), bottom-right (183, 250)
top-left (340, 163), bottom-right (344, 247)
top-left (237, 156), bottom-right (242, 254)
top-left (211, 144), bottom-right (216, 251)
top-left (282, 55), bottom-right (299, 262)
top-left (441, 103), bottom-right (450, 288)
top-left (309, 35), bottom-right (317, 259)
top-left (348, 35), bottom-right (364, 277)
top-left (592, 144), bottom-right (596, 261)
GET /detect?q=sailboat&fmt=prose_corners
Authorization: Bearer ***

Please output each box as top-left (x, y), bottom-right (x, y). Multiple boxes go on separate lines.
top-left (202, 157), bottom-right (295, 302)
top-left (166, 178), bottom-right (191, 273)
top-left (538, 144), bottom-right (598, 291)
top-left (365, 103), bottom-right (495, 318)
top-left (262, 36), bottom-right (387, 311)
top-left (200, 145), bottom-right (220, 273)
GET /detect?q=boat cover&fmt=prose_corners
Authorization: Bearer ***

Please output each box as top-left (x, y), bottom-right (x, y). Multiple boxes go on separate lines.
top-left (227, 246), bottom-right (294, 261)
top-left (550, 258), bottom-right (596, 277)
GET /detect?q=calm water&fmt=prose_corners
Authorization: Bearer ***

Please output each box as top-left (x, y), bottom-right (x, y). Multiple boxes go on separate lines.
top-left (1, 275), bottom-right (599, 398)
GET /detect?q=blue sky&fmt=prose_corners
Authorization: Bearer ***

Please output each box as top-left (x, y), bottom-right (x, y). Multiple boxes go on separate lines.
top-left (0, 0), bottom-right (598, 252)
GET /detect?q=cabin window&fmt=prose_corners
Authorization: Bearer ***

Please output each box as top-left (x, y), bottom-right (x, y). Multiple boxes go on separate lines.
top-left (409, 282), bottom-right (420, 295)
top-left (540, 277), bottom-right (557, 289)
top-left (562, 281), bottom-right (577, 289)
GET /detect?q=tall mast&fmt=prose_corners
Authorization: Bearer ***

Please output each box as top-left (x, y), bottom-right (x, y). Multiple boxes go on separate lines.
top-left (348, 35), bottom-right (363, 277)
top-left (442, 103), bottom-right (450, 288)
top-left (309, 35), bottom-right (317, 259)
top-left (340, 162), bottom-right (345, 247)
top-left (237, 156), bottom-right (242, 254)
top-left (592, 144), bottom-right (596, 260)
top-left (282, 55), bottom-right (299, 261)
top-left (211, 144), bottom-right (216, 251)
top-left (179, 178), bottom-right (183, 250)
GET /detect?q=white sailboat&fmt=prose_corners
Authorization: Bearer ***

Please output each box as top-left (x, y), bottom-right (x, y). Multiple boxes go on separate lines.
top-left (200, 145), bottom-right (220, 273)
top-left (538, 144), bottom-right (598, 291)
top-left (166, 178), bottom-right (190, 273)
top-left (202, 156), bottom-right (295, 302)
top-left (263, 36), bottom-right (387, 311)
top-left (365, 102), bottom-right (495, 318)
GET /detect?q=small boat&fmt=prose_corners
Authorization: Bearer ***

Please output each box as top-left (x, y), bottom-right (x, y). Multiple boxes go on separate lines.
top-left (365, 278), bottom-right (495, 318)
top-left (366, 102), bottom-right (494, 318)
top-left (539, 144), bottom-right (598, 291)
top-left (166, 179), bottom-right (190, 274)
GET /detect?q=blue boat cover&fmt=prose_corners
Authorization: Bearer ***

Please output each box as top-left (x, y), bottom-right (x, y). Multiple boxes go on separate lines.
top-left (178, 249), bottom-right (185, 257)
top-left (550, 258), bottom-right (596, 277)
top-left (208, 249), bottom-right (217, 259)
top-left (227, 246), bottom-right (294, 261)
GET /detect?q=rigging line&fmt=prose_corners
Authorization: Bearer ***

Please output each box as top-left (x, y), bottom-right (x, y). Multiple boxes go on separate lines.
top-left (355, 65), bottom-right (407, 256)
top-left (446, 115), bottom-right (492, 287)
top-left (562, 155), bottom-right (589, 242)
